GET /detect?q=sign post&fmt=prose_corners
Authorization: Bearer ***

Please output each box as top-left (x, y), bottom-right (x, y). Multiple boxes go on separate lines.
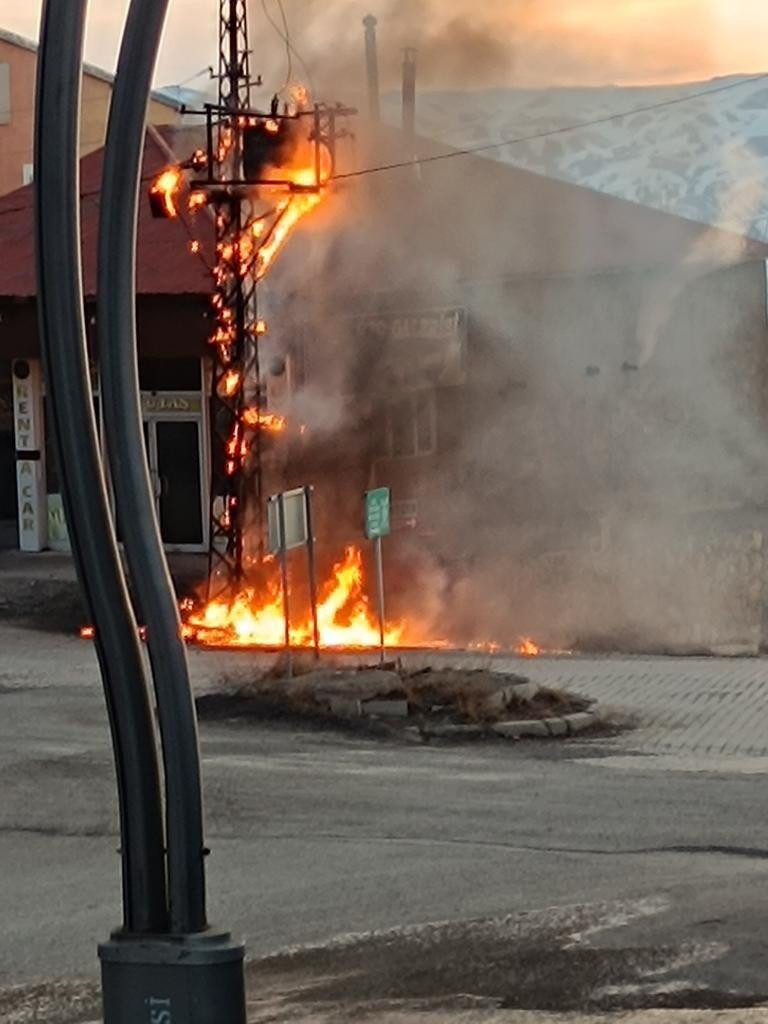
top-left (364, 488), bottom-right (391, 663)
top-left (304, 486), bottom-right (321, 660)
top-left (268, 486), bottom-right (319, 671)
top-left (277, 493), bottom-right (292, 677)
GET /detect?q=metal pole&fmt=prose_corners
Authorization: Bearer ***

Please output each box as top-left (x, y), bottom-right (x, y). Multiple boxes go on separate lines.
top-left (402, 48), bottom-right (417, 144)
top-left (93, 1), bottom-right (246, 1018)
top-left (98, 0), bottom-right (207, 938)
top-left (278, 493), bottom-right (293, 676)
top-left (304, 487), bottom-right (321, 659)
top-left (34, 0), bottom-right (168, 935)
top-left (362, 14), bottom-right (381, 122)
top-left (375, 535), bottom-right (386, 664)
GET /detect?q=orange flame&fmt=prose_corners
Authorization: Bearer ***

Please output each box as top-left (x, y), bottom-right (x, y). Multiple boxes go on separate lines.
top-left (241, 408), bottom-right (286, 433)
top-left (149, 166), bottom-right (183, 218)
top-left (517, 637), bottom-right (541, 657)
top-left (220, 370), bottom-right (241, 397)
top-left (254, 142), bottom-right (333, 280)
top-left (188, 190), bottom-right (208, 212)
top-left (186, 546), bottom-right (403, 649)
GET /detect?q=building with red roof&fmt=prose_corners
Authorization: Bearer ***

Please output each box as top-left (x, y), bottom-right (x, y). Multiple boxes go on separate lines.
top-left (2, 112), bottom-right (768, 662)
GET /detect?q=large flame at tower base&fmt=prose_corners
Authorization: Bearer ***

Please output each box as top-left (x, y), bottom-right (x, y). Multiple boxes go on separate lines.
top-left (184, 546), bottom-right (405, 650)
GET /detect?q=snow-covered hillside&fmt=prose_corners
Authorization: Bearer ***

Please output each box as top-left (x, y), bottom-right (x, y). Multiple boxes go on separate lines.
top-left (382, 76), bottom-right (768, 241)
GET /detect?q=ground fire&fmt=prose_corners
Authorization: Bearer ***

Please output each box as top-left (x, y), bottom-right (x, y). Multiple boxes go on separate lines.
top-left (183, 546), bottom-right (404, 649)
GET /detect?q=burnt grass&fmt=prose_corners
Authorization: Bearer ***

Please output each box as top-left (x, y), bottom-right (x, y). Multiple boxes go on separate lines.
top-left (196, 663), bottom-right (595, 740)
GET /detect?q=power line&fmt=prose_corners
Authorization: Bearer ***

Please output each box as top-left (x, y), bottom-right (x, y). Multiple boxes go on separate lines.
top-left (1, 71), bottom-right (767, 227)
top-left (258, 0), bottom-right (315, 95)
top-left (261, 0), bottom-right (291, 89)
top-left (333, 72), bottom-right (768, 182)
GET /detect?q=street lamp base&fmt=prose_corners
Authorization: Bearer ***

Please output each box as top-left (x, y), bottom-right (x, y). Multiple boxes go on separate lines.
top-left (99, 928), bottom-right (246, 1024)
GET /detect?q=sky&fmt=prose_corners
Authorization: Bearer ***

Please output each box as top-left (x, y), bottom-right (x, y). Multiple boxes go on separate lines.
top-left (3, 0), bottom-right (768, 92)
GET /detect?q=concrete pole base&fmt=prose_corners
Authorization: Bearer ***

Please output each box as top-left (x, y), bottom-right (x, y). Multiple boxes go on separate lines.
top-left (99, 928), bottom-right (246, 1024)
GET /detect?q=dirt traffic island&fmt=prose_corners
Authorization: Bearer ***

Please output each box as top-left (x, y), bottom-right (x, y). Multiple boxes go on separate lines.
top-left (196, 661), bottom-right (605, 742)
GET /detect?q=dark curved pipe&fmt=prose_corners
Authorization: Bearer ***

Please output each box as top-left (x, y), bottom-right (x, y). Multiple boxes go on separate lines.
top-left (34, 0), bottom-right (168, 934)
top-left (98, 0), bottom-right (207, 933)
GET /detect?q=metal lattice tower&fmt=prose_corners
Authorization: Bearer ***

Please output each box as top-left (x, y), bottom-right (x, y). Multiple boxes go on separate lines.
top-left (206, 0), bottom-right (265, 597)
top-left (179, 0), bottom-right (358, 600)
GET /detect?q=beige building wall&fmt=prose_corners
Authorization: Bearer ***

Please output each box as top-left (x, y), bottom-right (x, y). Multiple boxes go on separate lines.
top-left (0, 32), bottom-right (179, 198)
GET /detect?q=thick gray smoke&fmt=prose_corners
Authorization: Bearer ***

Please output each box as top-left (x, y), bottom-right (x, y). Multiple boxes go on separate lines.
top-left (250, 0), bottom-right (521, 97)
top-left (258, 10), bottom-right (768, 654)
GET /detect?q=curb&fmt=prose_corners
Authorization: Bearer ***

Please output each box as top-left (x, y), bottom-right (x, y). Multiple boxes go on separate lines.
top-left (402, 710), bottom-right (601, 742)
top-left (297, 691), bottom-right (601, 742)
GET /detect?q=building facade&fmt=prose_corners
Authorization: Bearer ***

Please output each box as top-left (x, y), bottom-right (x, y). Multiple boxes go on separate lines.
top-left (0, 126), bottom-right (212, 553)
top-left (0, 29), bottom-right (183, 548)
top-left (3, 115), bottom-right (768, 652)
top-left (0, 27), bottom-right (180, 197)
top-left (263, 129), bottom-right (768, 652)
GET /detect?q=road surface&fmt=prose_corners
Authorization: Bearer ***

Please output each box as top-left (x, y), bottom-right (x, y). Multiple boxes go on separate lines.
top-left (1, 623), bottom-right (768, 1021)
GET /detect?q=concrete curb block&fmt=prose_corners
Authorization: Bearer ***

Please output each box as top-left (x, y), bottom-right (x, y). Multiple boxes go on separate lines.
top-left (417, 710), bottom-right (600, 742)
top-left (565, 711), bottom-right (599, 735)
top-left (493, 719), bottom-right (550, 739)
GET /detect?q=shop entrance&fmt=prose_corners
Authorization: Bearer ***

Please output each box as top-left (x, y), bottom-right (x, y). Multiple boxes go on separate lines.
top-left (143, 410), bottom-right (207, 552)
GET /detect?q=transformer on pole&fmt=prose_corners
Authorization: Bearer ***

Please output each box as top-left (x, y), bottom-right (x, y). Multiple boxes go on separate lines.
top-left (189, 2), bottom-right (355, 600)
top-left (145, 3), bottom-right (354, 601)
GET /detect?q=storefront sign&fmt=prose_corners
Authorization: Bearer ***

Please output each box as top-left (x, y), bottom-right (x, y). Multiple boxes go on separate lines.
top-left (350, 307), bottom-right (467, 388)
top-left (13, 360), bottom-right (46, 551)
top-left (13, 360), bottom-right (44, 451)
top-left (141, 393), bottom-right (203, 415)
top-left (16, 459), bottom-right (46, 551)
top-left (47, 493), bottom-right (70, 551)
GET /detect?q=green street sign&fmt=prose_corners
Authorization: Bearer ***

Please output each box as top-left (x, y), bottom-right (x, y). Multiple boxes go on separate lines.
top-left (365, 487), bottom-right (391, 540)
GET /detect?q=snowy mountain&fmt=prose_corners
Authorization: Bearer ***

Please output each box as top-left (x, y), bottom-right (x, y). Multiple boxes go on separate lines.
top-left (382, 76), bottom-right (768, 242)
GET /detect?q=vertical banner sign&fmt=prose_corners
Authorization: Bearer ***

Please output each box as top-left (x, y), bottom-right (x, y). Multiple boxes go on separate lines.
top-left (364, 488), bottom-right (391, 662)
top-left (12, 360), bottom-right (46, 552)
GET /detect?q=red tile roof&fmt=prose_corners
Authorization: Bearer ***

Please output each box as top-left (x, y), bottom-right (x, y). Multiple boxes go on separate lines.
top-left (0, 126), bottom-right (213, 300)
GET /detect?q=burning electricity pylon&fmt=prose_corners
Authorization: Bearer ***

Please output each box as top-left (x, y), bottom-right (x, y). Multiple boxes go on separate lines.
top-left (150, 0), bottom-right (354, 599)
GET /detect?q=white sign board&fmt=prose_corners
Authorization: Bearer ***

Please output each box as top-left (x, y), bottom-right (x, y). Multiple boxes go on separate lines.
top-left (268, 487), bottom-right (309, 554)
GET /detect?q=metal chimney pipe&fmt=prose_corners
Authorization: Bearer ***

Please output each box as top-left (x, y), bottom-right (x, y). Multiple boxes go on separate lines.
top-left (363, 14), bottom-right (381, 122)
top-left (402, 47), bottom-right (417, 144)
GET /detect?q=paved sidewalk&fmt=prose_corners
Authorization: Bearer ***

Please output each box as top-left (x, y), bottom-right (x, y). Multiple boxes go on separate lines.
top-left (397, 650), bottom-right (768, 759)
top-left (372, 649), bottom-right (768, 760)
top-left (518, 655), bottom-right (768, 758)
top-left (3, 622), bottom-right (768, 760)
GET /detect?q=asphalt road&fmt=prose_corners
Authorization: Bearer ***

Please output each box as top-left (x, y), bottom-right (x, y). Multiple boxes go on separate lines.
top-left (2, 624), bottom-right (768, 1021)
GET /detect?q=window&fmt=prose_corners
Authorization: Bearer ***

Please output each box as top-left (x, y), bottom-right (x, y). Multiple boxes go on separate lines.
top-left (0, 63), bottom-right (9, 126)
top-left (381, 390), bottom-right (436, 459)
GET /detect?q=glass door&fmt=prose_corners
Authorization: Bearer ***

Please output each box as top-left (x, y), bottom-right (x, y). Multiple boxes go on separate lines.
top-left (154, 420), bottom-right (204, 548)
